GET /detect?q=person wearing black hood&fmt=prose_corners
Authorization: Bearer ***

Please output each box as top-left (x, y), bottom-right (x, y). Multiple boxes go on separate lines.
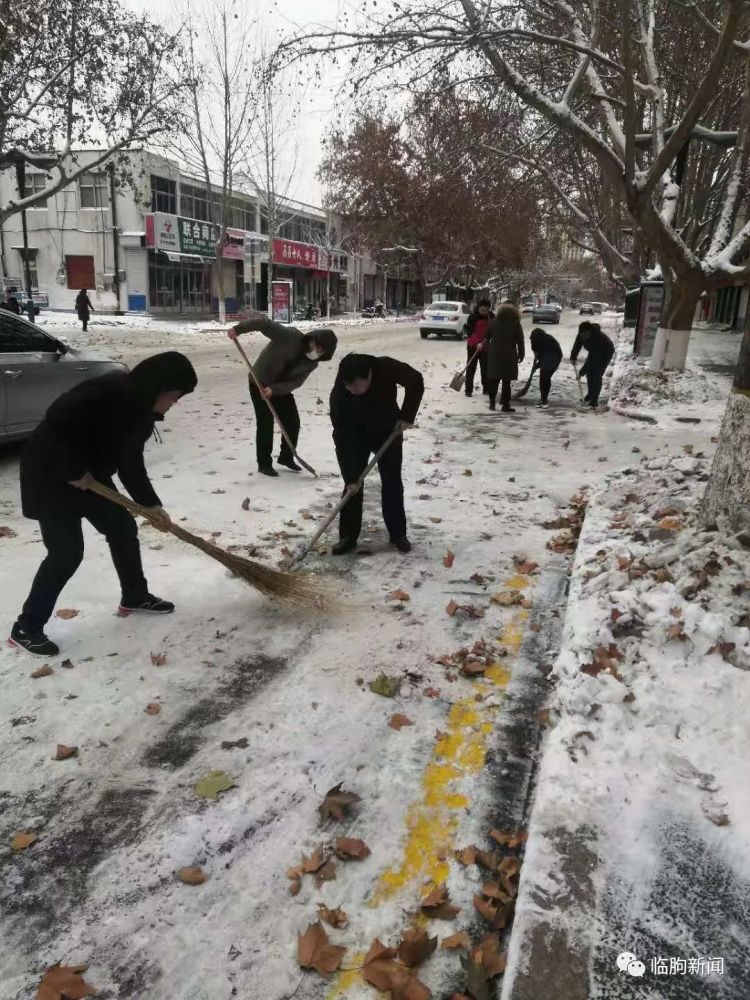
top-left (529, 327), bottom-right (563, 408)
top-left (229, 310), bottom-right (337, 477)
top-left (570, 321), bottom-right (615, 408)
top-left (9, 352), bottom-right (198, 657)
top-left (329, 353), bottom-right (424, 555)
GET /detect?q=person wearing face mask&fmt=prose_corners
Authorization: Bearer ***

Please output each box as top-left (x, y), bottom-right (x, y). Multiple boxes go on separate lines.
top-left (329, 353), bottom-right (424, 556)
top-left (228, 310), bottom-right (338, 477)
top-left (9, 352), bottom-right (198, 657)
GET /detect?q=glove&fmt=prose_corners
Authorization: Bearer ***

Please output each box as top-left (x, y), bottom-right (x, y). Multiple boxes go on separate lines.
top-left (147, 506), bottom-right (171, 531)
top-left (68, 473), bottom-right (92, 490)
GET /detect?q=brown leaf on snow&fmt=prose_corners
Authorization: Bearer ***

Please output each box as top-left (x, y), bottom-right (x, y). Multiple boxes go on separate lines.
top-left (241, 497), bottom-right (251, 511)
top-left (446, 599), bottom-right (459, 616)
top-left (657, 516), bottom-right (682, 532)
top-left (499, 856), bottom-right (521, 877)
top-left (491, 590), bottom-right (524, 607)
top-left (389, 713), bottom-right (414, 731)
top-left (362, 939), bottom-right (402, 990)
top-left (297, 921), bottom-right (346, 976)
top-left (443, 550), bottom-right (456, 568)
top-left (35, 962), bottom-right (97, 1000)
top-left (398, 927), bottom-right (438, 967)
top-left (707, 642), bottom-right (736, 660)
top-left (455, 845), bottom-right (478, 866)
top-left (150, 651), bottom-right (167, 666)
top-left (387, 589), bottom-right (411, 602)
top-left (55, 608), bottom-right (79, 620)
top-left (610, 608), bottom-right (623, 622)
top-left (335, 837), bottom-right (371, 861)
top-left (54, 744), bottom-right (78, 761)
top-left (429, 516), bottom-right (443, 523)
top-left (314, 861), bottom-right (337, 888)
top-left (0, 525), bottom-right (18, 538)
top-left (653, 568), bottom-right (674, 583)
top-left (442, 930), bottom-right (471, 951)
top-left (31, 664), bottom-right (54, 679)
top-left (474, 892), bottom-right (514, 930)
top-left (178, 866), bottom-right (206, 885)
top-left (462, 469), bottom-right (473, 477)
top-left (11, 831), bottom-right (37, 851)
top-left (513, 558), bottom-right (539, 574)
top-left (421, 884), bottom-right (461, 920)
top-left (489, 828), bottom-right (527, 849)
top-left (471, 932), bottom-right (508, 978)
top-left (317, 904), bottom-right (349, 929)
top-left (666, 621), bottom-right (688, 641)
top-left (145, 703), bottom-right (161, 715)
top-left (319, 783), bottom-right (360, 822)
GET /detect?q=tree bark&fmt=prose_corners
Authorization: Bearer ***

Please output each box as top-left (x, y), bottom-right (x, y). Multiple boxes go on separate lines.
top-left (701, 322), bottom-right (750, 531)
top-left (650, 273), bottom-right (704, 371)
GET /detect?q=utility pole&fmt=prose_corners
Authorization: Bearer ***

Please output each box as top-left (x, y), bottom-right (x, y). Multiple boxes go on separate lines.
top-left (108, 161), bottom-right (123, 314)
top-left (15, 159), bottom-right (35, 321)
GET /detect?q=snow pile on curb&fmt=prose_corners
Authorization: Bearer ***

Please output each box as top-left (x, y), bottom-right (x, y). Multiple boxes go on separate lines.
top-left (38, 311), bottom-right (417, 334)
top-left (504, 451), bottom-right (750, 995)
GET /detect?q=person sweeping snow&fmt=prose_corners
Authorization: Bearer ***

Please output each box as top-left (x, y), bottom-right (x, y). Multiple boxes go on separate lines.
top-left (329, 353), bottom-right (424, 556)
top-left (229, 312), bottom-right (337, 476)
top-left (529, 327), bottom-right (563, 408)
top-left (570, 321), bottom-right (615, 408)
top-left (485, 302), bottom-right (525, 412)
top-left (9, 352), bottom-right (198, 657)
top-left (464, 298), bottom-right (494, 397)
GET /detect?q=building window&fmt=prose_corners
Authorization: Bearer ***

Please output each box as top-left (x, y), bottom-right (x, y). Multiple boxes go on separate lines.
top-left (24, 173), bottom-right (49, 209)
top-left (79, 172), bottom-right (109, 209)
top-left (65, 255), bottom-right (96, 289)
top-left (180, 183), bottom-right (213, 222)
top-left (16, 251), bottom-right (39, 290)
top-left (228, 200), bottom-right (255, 232)
top-left (151, 174), bottom-right (176, 214)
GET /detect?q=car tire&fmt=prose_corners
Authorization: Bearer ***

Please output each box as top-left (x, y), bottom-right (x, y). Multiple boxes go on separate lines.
top-left (420, 331), bottom-right (428, 339)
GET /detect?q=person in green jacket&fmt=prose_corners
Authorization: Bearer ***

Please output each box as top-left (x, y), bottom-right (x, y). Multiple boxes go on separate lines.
top-left (228, 311), bottom-right (337, 476)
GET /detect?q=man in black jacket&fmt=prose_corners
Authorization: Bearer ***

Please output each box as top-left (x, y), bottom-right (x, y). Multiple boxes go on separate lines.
top-left (329, 354), bottom-right (424, 555)
top-left (229, 311), bottom-right (337, 477)
top-left (529, 327), bottom-right (563, 407)
top-left (9, 352), bottom-right (198, 657)
top-left (570, 321), bottom-right (615, 408)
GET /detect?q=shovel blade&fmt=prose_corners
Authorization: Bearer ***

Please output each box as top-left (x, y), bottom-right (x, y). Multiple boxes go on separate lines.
top-left (450, 372), bottom-right (465, 392)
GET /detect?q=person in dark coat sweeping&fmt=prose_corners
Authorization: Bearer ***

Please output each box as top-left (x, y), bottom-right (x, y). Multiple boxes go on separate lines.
top-left (329, 353), bottom-right (424, 555)
top-left (486, 303), bottom-right (525, 411)
top-left (570, 321), bottom-right (615, 408)
top-left (75, 288), bottom-right (94, 332)
top-left (529, 327), bottom-right (563, 408)
top-left (464, 299), bottom-right (494, 397)
top-left (9, 352), bottom-right (198, 657)
top-left (229, 311), bottom-right (337, 477)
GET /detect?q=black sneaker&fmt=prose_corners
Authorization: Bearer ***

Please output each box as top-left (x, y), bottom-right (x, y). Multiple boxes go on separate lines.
top-left (332, 537), bottom-right (358, 556)
top-left (118, 594), bottom-right (175, 617)
top-left (9, 623), bottom-right (59, 657)
top-left (501, 405), bottom-right (516, 413)
top-left (489, 401), bottom-right (496, 411)
top-left (390, 536), bottom-right (412, 554)
top-left (277, 457), bottom-right (302, 472)
top-left (258, 466), bottom-right (279, 478)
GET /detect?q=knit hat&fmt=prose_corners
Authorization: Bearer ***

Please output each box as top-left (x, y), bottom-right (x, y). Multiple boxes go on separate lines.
top-left (129, 351), bottom-right (198, 405)
top-left (310, 328), bottom-right (338, 361)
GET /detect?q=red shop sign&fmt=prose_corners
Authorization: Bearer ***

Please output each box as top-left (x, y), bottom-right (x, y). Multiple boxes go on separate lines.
top-left (272, 238), bottom-right (321, 269)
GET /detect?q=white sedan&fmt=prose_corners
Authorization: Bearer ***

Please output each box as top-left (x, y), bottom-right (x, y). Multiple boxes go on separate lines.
top-left (419, 301), bottom-right (471, 340)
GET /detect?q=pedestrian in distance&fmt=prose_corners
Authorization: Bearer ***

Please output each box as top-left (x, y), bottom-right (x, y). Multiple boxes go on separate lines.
top-left (228, 310), bottom-right (337, 477)
top-left (529, 327), bottom-right (563, 408)
top-left (3, 289), bottom-right (21, 314)
top-left (9, 352), bottom-right (198, 657)
top-left (485, 302), bottom-right (525, 411)
top-left (75, 288), bottom-right (94, 332)
top-left (464, 298), bottom-right (494, 396)
top-left (570, 321), bottom-right (615, 408)
top-left (329, 353), bottom-right (424, 556)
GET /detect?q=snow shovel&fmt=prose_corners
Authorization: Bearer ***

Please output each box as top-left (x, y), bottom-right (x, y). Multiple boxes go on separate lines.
top-left (233, 338), bottom-right (318, 477)
top-left (572, 362), bottom-right (585, 403)
top-left (513, 360), bottom-right (539, 399)
top-left (288, 425), bottom-right (404, 568)
top-left (449, 348), bottom-right (480, 392)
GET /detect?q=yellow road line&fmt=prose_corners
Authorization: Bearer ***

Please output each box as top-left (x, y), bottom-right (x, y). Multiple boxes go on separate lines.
top-left (325, 573), bottom-right (532, 997)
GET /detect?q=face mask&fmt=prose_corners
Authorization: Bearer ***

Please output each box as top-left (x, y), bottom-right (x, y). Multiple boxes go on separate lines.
top-left (307, 349), bottom-right (319, 361)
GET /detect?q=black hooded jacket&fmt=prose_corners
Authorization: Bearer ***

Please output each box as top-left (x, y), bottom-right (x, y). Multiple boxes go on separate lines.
top-left (570, 325), bottom-right (615, 373)
top-left (20, 351), bottom-right (197, 519)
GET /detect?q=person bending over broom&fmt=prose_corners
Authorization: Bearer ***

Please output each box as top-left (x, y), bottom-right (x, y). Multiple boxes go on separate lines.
top-left (228, 309), bottom-right (337, 477)
top-left (9, 352), bottom-right (198, 657)
top-left (329, 353), bottom-right (424, 556)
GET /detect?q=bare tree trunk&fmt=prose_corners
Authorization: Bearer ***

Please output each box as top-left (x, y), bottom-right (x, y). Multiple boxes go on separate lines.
top-left (650, 273), bottom-right (704, 371)
top-left (701, 321), bottom-right (750, 532)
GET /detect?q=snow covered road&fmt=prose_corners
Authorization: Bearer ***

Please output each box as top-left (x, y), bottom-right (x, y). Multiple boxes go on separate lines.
top-left (0, 313), bottom-right (734, 999)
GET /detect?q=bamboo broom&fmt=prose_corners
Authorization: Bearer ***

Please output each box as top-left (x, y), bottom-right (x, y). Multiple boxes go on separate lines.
top-left (86, 478), bottom-right (335, 611)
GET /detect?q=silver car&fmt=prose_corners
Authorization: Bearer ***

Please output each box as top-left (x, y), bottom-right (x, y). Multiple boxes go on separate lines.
top-left (1, 311), bottom-right (126, 442)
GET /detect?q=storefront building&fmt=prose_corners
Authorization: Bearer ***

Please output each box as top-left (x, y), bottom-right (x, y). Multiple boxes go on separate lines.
top-left (271, 238), bottom-right (349, 316)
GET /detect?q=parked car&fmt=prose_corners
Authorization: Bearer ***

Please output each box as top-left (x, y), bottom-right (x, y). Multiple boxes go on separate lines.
top-left (591, 301), bottom-right (604, 314)
top-left (419, 301), bottom-right (471, 340)
top-left (521, 302), bottom-right (536, 314)
top-left (579, 302), bottom-right (595, 315)
top-left (531, 303), bottom-right (560, 325)
top-left (0, 311), bottom-right (126, 443)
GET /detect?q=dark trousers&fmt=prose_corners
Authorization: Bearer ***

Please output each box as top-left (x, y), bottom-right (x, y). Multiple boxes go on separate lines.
top-left (539, 371), bottom-right (552, 402)
top-left (250, 385), bottom-right (299, 468)
top-left (465, 345), bottom-right (487, 395)
top-left (18, 492), bottom-right (148, 631)
top-left (486, 379), bottom-right (511, 408)
top-left (338, 435), bottom-right (406, 541)
top-left (584, 367), bottom-right (604, 406)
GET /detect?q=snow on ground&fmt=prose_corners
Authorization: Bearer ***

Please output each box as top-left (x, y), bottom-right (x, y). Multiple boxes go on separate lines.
top-left (0, 313), bottom-right (739, 999)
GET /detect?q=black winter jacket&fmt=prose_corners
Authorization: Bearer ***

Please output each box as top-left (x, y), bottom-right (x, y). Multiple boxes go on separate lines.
top-left (570, 326), bottom-right (615, 375)
top-left (329, 355), bottom-right (424, 483)
top-left (20, 352), bottom-right (197, 519)
top-left (530, 329), bottom-right (563, 370)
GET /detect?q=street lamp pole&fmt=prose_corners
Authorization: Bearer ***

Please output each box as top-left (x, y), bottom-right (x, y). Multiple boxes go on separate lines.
top-left (14, 160), bottom-right (34, 321)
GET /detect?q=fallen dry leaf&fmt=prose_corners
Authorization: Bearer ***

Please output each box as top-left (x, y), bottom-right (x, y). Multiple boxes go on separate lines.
top-left (178, 866), bottom-right (206, 885)
top-left (335, 837), bottom-right (371, 861)
top-left (54, 744), bottom-right (78, 761)
top-left (446, 599), bottom-right (459, 616)
top-left (463, 469), bottom-right (473, 477)
top-left (389, 713), bottom-right (414, 731)
top-left (387, 589), bottom-right (411, 602)
top-left (317, 903), bottom-right (349, 929)
top-left (455, 845), bottom-right (477, 866)
top-left (513, 558), bottom-right (538, 575)
top-left (442, 930), bottom-right (471, 951)
top-left (150, 651), bottom-right (167, 666)
top-left (11, 830), bottom-right (37, 851)
top-left (241, 497), bottom-right (251, 511)
top-left (443, 550), bottom-right (455, 568)
top-left (429, 516), bottom-right (443, 523)
top-left (55, 608), bottom-right (79, 620)
top-left (313, 860), bottom-right (337, 887)
top-left (471, 932), bottom-right (508, 978)
top-left (424, 687), bottom-right (441, 698)
top-left (474, 892), bottom-right (514, 930)
top-left (31, 664), bottom-right (54, 679)
top-left (319, 783), bottom-right (360, 822)
top-left (398, 927), bottom-right (437, 967)
top-left (145, 702), bottom-right (161, 715)
top-left (363, 939), bottom-right (403, 991)
top-left (220, 737), bottom-right (248, 750)
top-left (35, 962), bottom-right (97, 1000)
top-left (491, 590), bottom-right (524, 607)
top-left (666, 621), bottom-right (687, 641)
top-left (421, 884), bottom-right (461, 920)
top-left (489, 829), bottom-right (527, 848)
top-left (298, 921), bottom-right (346, 976)
top-left (707, 642), bottom-right (736, 660)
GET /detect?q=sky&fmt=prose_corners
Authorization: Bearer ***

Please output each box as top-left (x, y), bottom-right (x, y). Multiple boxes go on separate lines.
top-left (126, 0), bottom-right (354, 205)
